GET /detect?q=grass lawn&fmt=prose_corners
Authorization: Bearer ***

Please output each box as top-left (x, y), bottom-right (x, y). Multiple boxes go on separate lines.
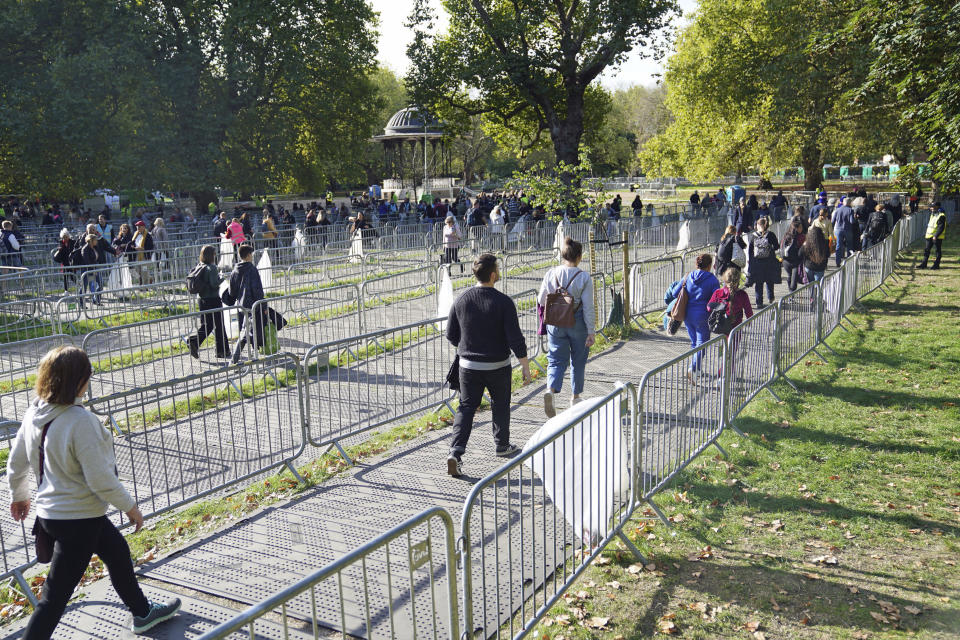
top-left (528, 229), bottom-right (960, 639)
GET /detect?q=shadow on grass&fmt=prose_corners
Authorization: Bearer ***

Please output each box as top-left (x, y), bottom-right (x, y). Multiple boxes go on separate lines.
top-left (623, 545), bottom-right (958, 638)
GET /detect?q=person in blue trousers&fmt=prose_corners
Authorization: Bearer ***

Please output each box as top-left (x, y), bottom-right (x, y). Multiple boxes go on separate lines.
top-left (537, 237), bottom-right (595, 417)
top-left (831, 197), bottom-right (857, 266)
top-left (682, 254), bottom-right (721, 385)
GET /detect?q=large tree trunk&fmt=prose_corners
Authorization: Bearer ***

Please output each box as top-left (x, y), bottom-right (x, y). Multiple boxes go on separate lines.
top-left (549, 91), bottom-right (585, 176)
top-left (801, 144), bottom-right (823, 191)
top-left (193, 190), bottom-right (218, 219)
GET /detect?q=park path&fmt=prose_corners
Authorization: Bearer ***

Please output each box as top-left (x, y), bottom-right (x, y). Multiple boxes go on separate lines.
top-left (2, 325), bottom-right (693, 640)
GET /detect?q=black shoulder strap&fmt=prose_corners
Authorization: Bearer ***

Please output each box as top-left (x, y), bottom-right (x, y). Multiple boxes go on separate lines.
top-left (36, 419), bottom-right (55, 486)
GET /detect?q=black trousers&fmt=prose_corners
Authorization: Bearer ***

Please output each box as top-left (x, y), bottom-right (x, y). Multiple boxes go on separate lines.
top-left (23, 516), bottom-right (150, 640)
top-left (196, 297), bottom-right (228, 355)
top-left (923, 238), bottom-right (942, 265)
top-left (450, 365), bottom-right (512, 457)
top-left (784, 262), bottom-right (801, 291)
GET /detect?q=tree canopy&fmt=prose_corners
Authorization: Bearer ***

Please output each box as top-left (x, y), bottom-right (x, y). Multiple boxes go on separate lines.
top-left (639, 0), bottom-right (918, 189)
top-left (406, 0), bottom-right (676, 174)
top-left (0, 0), bottom-right (380, 202)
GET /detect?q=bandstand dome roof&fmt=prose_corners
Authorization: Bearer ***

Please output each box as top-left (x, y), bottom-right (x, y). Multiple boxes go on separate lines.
top-left (379, 106), bottom-right (444, 138)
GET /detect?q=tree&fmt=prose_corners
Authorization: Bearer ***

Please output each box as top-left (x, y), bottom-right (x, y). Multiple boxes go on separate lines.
top-left (405, 0), bottom-right (677, 176)
top-left (640, 0), bottom-right (908, 189)
top-left (857, 0), bottom-right (960, 192)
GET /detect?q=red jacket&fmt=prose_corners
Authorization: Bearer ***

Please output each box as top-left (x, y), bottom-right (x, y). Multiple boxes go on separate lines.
top-left (708, 286), bottom-right (753, 330)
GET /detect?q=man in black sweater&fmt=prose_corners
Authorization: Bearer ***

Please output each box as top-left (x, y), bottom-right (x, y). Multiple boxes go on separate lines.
top-left (446, 254), bottom-right (531, 477)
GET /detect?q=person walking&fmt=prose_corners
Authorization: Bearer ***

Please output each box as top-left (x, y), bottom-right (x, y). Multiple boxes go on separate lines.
top-left (445, 254), bottom-right (531, 477)
top-left (151, 218), bottom-right (169, 271)
top-left (442, 215), bottom-right (462, 269)
top-left (538, 237), bottom-right (595, 418)
top-left (227, 244), bottom-right (265, 363)
top-left (747, 216), bottom-right (781, 308)
top-left (260, 211), bottom-right (278, 251)
top-left (188, 245), bottom-right (228, 359)
top-left (780, 217), bottom-right (806, 291)
top-left (681, 254), bottom-right (721, 385)
top-left (0, 220), bottom-right (23, 267)
top-left (7, 346), bottom-right (181, 639)
top-left (715, 225), bottom-right (745, 278)
top-left (831, 197), bottom-right (857, 266)
top-left (918, 203), bottom-right (947, 269)
top-left (128, 221), bottom-right (154, 285)
top-left (801, 226), bottom-right (830, 284)
top-left (707, 265), bottom-right (753, 387)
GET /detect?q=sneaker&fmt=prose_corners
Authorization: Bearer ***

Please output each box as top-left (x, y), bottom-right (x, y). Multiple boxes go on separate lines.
top-left (131, 598), bottom-right (181, 634)
top-left (495, 444), bottom-right (521, 457)
top-left (447, 455), bottom-right (462, 477)
top-left (544, 392), bottom-right (556, 418)
top-left (931, 263), bottom-right (940, 270)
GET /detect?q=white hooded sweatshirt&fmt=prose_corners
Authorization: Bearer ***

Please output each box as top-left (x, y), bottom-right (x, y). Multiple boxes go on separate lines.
top-left (7, 398), bottom-right (135, 520)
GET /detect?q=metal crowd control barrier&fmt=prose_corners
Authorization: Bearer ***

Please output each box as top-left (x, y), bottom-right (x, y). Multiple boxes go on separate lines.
top-left (0, 334), bottom-right (74, 422)
top-left (80, 305), bottom-right (249, 418)
top-left (53, 280), bottom-right (197, 335)
top-left (303, 316), bottom-right (457, 462)
top-left (249, 284), bottom-right (363, 361)
top-left (724, 303), bottom-right (779, 433)
top-left (459, 384), bottom-right (640, 639)
top-left (637, 336), bottom-right (727, 521)
top-left (360, 266), bottom-right (436, 332)
top-left (195, 506), bottom-right (460, 640)
top-left (774, 281), bottom-right (823, 391)
top-left (0, 420), bottom-right (46, 608)
top-left (89, 353), bottom-right (307, 519)
top-left (0, 298), bottom-right (57, 344)
top-left (628, 256), bottom-right (682, 319)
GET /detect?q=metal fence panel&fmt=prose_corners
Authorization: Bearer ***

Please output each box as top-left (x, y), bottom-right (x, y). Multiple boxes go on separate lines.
top-left (459, 384), bottom-right (636, 639)
top-left (303, 317), bottom-right (456, 449)
top-left (0, 334), bottom-right (74, 422)
top-left (725, 304), bottom-right (778, 423)
top-left (87, 353), bottom-right (305, 521)
top-left (628, 257), bottom-right (681, 318)
top-left (637, 336), bottom-right (726, 499)
top-left (775, 281), bottom-right (821, 374)
top-left (251, 285), bottom-right (363, 360)
top-left (195, 507), bottom-right (459, 640)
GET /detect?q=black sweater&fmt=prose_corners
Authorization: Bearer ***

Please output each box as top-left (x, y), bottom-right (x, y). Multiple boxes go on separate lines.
top-left (447, 286), bottom-right (527, 362)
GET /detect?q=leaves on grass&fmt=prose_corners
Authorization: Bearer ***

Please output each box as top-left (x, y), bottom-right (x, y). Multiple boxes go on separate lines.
top-left (905, 605), bottom-right (922, 615)
top-left (657, 613), bottom-right (678, 634)
top-left (584, 616), bottom-right (610, 630)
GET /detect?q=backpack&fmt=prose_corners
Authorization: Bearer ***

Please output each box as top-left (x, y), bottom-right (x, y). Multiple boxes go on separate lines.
top-left (753, 232), bottom-right (773, 259)
top-left (707, 301), bottom-right (731, 335)
top-left (781, 233), bottom-right (804, 262)
top-left (867, 209), bottom-right (887, 240)
top-left (544, 269), bottom-right (582, 328)
top-left (731, 242), bottom-right (747, 267)
top-left (186, 263), bottom-right (206, 295)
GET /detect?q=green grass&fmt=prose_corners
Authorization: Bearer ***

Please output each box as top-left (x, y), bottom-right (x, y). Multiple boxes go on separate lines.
top-left (523, 230), bottom-right (960, 639)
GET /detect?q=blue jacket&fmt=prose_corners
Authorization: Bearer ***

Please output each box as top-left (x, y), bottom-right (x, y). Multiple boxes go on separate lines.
top-left (832, 205), bottom-right (857, 237)
top-left (684, 270), bottom-right (721, 320)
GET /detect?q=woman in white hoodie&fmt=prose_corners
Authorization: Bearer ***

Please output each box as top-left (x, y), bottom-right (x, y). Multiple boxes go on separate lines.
top-left (7, 346), bottom-right (180, 638)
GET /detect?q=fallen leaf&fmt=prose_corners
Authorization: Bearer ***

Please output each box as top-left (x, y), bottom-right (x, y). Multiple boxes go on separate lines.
top-left (905, 605), bottom-right (921, 615)
top-left (753, 633), bottom-right (767, 640)
top-left (555, 614), bottom-right (571, 626)
top-left (594, 555), bottom-right (612, 566)
top-left (744, 620), bottom-right (761, 632)
top-left (584, 616), bottom-right (610, 630)
top-left (870, 611), bottom-right (889, 624)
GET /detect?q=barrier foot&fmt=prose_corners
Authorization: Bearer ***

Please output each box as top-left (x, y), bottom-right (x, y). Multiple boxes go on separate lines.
top-left (226, 379), bottom-right (243, 396)
top-left (822, 342), bottom-right (839, 356)
top-left (616, 531), bottom-right (647, 564)
top-left (442, 399), bottom-right (458, 417)
top-left (780, 374), bottom-right (800, 393)
top-left (12, 569), bottom-right (38, 608)
top-left (108, 415), bottom-right (123, 437)
top-left (645, 498), bottom-right (675, 533)
top-left (333, 440), bottom-right (354, 466)
top-left (531, 359), bottom-right (546, 374)
top-left (812, 348), bottom-right (829, 364)
top-left (766, 387), bottom-right (782, 403)
top-left (284, 461), bottom-right (305, 484)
